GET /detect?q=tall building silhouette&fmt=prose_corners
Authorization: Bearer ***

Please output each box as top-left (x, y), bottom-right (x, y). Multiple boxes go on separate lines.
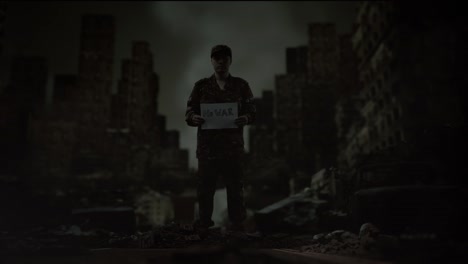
top-left (73, 15), bottom-right (115, 173)
top-left (112, 41), bottom-right (160, 147)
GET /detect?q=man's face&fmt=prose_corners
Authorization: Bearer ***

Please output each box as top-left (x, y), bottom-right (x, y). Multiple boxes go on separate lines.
top-left (211, 53), bottom-right (231, 74)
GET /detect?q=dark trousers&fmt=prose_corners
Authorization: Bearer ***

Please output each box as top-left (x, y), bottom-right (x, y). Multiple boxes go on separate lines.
top-left (197, 157), bottom-right (246, 225)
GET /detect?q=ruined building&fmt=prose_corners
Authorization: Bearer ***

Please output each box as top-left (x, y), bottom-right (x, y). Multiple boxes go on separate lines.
top-left (1, 57), bottom-right (48, 176)
top-left (108, 41), bottom-right (189, 188)
top-left (248, 23), bottom-right (359, 194)
top-left (72, 15), bottom-right (115, 174)
top-left (275, 46), bottom-right (309, 169)
top-left (110, 41), bottom-right (160, 146)
top-left (248, 90), bottom-right (275, 162)
top-left (267, 24), bottom-right (356, 191)
top-left (28, 73), bottom-right (79, 180)
top-left (0, 1), bottom-right (6, 57)
top-left (22, 15), bottom-right (190, 189)
top-left (340, 1), bottom-right (467, 187)
top-left (334, 33), bottom-right (362, 169)
top-left (151, 129), bottom-right (190, 193)
top-left (108, 41), bottom-right (161, 181)
top-left (304, 23), bottom-right (341, 173)
top-left (0, 1), bottom-right (6, 97)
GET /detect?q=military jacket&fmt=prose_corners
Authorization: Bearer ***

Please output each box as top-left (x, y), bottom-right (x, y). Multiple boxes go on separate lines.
top-left (185, 74), bottom-right (256, 159)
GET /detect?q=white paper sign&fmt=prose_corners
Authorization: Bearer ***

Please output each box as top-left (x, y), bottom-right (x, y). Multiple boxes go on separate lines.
top-left (200, 103), bottom-right (238, 129)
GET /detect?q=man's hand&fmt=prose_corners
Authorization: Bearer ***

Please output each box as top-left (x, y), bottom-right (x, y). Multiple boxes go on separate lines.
top-left (191, 114), bottom-right (205, 125)
top-left (235, 115), bottom-right (249, 127)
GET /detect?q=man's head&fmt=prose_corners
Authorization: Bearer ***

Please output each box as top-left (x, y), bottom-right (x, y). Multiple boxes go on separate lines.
top-left (211, 45), bottom-right (232, 74)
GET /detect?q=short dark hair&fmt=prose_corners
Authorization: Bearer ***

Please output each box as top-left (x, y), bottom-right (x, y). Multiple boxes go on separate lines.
top-left (211, 45), bottom-right (232, 60)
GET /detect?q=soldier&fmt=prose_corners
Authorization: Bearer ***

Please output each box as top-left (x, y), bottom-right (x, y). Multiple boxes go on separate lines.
top-left (185, 44), bottom-right (256, 233)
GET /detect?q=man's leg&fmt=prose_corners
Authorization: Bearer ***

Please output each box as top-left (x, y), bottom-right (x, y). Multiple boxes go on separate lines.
top-left (223, 157), bottom-right (247, 229)
top-left (195, 158), bottom-right (217, 228)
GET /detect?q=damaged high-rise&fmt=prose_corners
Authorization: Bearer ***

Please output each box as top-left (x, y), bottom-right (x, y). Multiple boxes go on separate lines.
top-left (340, 1), bottom-right (467, 187)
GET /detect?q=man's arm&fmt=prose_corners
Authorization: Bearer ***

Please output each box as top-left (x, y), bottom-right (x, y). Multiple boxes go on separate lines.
top-left (238, 80), bottom-right (256, 125)
top-left (185, 83), bottom-right (204, 127)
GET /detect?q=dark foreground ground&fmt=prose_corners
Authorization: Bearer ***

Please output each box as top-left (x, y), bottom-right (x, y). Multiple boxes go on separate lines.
top-left (1, 223), bottom-right (467, 264)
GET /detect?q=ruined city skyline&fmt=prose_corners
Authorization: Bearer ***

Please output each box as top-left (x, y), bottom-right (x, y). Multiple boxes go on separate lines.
top-left (0, 1), bottom-right (358, 169)
top-left (1, 3), bottom-right (467, 260)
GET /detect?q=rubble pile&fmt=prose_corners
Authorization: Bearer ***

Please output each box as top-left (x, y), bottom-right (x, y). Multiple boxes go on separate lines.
top-left (4, 221), bottom-right (465, 263)
top-left (1, 222), bottom-right (314, 255)
top-left (298, 229), bottom-right (362, 256)
top-left (294, 222), bottom-right (463, 261)
top-left (249, 233), bottom-right (313, 249)
top-left (108, 223), bottom-right (313, 249)
top-left (108, 223), bottom-right (213, 248)
top-left (296, 223), bottom-right (395, 259)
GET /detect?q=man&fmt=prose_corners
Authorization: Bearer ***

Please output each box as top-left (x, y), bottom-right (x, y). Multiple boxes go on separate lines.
top-left (185, 44), bottom-right (256, 233)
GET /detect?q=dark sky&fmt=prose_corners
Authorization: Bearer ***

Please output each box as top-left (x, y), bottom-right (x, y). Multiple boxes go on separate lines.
top-left (0, 1), bottom-right (358, 169)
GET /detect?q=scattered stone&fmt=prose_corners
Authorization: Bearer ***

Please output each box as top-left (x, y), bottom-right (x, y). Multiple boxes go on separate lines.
top-left (312, 233), bottom-right (326, 243)
top-left (359, 223), bottom-right (380, 250)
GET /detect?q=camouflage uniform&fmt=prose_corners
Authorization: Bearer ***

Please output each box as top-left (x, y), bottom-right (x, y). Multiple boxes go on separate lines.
top-left (185, 74), bottom-right (256, 228)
